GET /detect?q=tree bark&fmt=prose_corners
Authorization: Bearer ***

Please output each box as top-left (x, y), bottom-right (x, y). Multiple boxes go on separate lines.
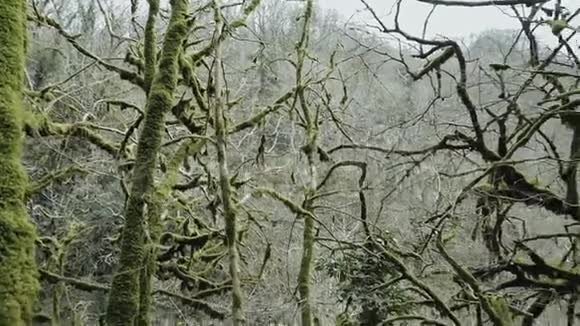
top-left (0, 0), bottom-right (40, 324)
top-left (105, 0), bottom-right (190, 324)
top-left (295, 1), bottom-right (316, 325)
top-left (212, 4), bottom-right (245, 323)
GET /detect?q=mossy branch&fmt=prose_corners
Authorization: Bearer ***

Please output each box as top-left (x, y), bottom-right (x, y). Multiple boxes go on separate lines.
top-left (29, 13), bottom-right (146, 89)
top-left (253, 187), bottom-right (315, 219)
top-left (158, 139), bottom-right (207, 196)
top-left (23, 113), bottom-right (123, 157)
top-left (39, 269), bottom-right (226, 319)
top-left (153, 289), bottom-right (226, 319)
top-left (39, 269), bottom-right (109, 292)
top-left (190, 0), bottom-right (261, 66)
top-left (436, 232), bottom-right (512, 326)
top-left (27, 166), bottom-right (87, 197)
top-left (370, 240), bottom-right (462, 326)
top-left (412, 47), bottom-right (455, 80)
top-left (228, 91), bottom-right (293, 134)
top-left (159, 231), bottom-right (220, 248)
top-left (143, 0), bottom-right (160, 92)
top-left (227, 0), bottom-right (262, 29)
top-left (105, 100), bottom-right (145, 116)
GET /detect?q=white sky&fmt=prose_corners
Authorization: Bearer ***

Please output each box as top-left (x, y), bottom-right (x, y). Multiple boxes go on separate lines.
top-left (318, 0), bottom-right (573, 43)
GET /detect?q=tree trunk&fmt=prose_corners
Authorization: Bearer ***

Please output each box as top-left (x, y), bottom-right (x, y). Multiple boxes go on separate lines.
top-left (136, 2), bottom-right (160, 325)
top-left (295, 1), bottom-right (316, 325)
top-left (298, 199), bottom-right (315, 326)
top-left (212, 5), bottom-right (245, 323)
top-left (0, 1), bottom-right (40, 325)
top-left (105, 0), bottom-right (190, 324)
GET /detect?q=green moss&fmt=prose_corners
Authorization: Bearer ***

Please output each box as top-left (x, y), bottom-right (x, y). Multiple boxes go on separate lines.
top-left (487, 295), bottom-right (513, 326)
top-left (27, 166), bottom-right (86, 197)
top-left (243, 0), bottom-right (261, 15)
top-left (548, 19), bottom-right (567, 35)
top-left (0, 0), bottom-right (40, 325)
top-left (105, 0), bottom-right (192, 325)
top-left (136, 197), bottom-right (161, 326)
top-left (228, 91), bottom-right (292, 133)
top-left (538, 276), bottom-right (567, 286)
top-left (512, 255), bottom-right (527, 264)
top-left (136, 139), bottom-right (205, 326)
top-left (160, 139), bottom-right (206, 195)
top-left (143, 0), bottom-right (160, 92)
top-left (254, 187), bottom-right (313, 217)
top-left (22, 111), bottom-right (122, 156)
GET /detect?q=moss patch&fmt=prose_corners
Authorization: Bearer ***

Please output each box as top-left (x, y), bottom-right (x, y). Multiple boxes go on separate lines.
top-left (0, 0), bottom-right (40, 325)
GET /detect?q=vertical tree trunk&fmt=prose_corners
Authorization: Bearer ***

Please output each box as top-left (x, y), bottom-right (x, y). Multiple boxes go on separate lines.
top-left (212, 4), bottom-right (245, 323)
top-left (105, 0), bottom-right (190, 324)
top-left (136, 199), bottom-right (161, 326)
top-left (297, 198), bottom-right (315, 326)
top-left (294, 1), bottom-right (316, 325)
top-left (0, 1), bottom-right (40, 325)
top-left (136, 1), bottom-right (160, 325)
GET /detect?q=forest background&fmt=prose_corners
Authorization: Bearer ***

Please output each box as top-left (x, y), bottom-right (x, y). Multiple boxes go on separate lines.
top-left (1, 0), bottom-right (579, 325)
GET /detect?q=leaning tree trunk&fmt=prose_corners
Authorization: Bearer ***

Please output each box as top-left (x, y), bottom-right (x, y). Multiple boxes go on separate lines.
top-left (0, 0), bottom-right (40, 325)
top-left (105, 0), bottom-right (190, 325)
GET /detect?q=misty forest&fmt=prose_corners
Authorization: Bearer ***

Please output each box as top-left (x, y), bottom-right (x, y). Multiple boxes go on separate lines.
top-left (2, 0), bottom-right (580, 325)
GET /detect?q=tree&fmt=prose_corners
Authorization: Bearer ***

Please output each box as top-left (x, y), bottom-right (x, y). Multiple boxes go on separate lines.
top-left (105, 0), bottom-right (192, 324)
top-left (335, 0), bottom-right (580, 324)
top-left (11, 0), bottom-right (580, 324)
top-left (0, 0), bottom-right (40, 325)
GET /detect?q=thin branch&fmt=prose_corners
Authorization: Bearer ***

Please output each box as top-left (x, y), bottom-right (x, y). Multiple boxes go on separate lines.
top-left (417, 0), bottom-right (547, 6)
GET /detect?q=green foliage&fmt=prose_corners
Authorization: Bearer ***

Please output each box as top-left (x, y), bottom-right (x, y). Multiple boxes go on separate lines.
top-left (317, 247), bottom-right (415, 325)
top-left (546, 19), bottom-right (568, 35)
top-left (486, 295), bottom-right (514, 326)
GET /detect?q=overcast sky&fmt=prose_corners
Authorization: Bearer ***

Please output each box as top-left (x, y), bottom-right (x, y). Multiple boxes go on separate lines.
top-left (317, 0), bottom-right (573, 43)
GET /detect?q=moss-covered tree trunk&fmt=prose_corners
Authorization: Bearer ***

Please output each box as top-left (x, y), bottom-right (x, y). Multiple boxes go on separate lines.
top-left (105, 0), bottom-right (190, 324)
top-left (0, 1), bottom-right (40, 325)
top-left (135, 1), bottom-right (160, 325)
top-left (211, 5), bottom-right (245, 324)
top-left (295, 1), bottom-right (316, 325)
top-left (136, 199), bottom-right (161, 326)
top-left (143, 0), bottom-right (159, 93)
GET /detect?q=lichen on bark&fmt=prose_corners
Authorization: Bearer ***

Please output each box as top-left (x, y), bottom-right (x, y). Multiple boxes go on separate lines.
top-left (0, 0), bottom-right (40, 324)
